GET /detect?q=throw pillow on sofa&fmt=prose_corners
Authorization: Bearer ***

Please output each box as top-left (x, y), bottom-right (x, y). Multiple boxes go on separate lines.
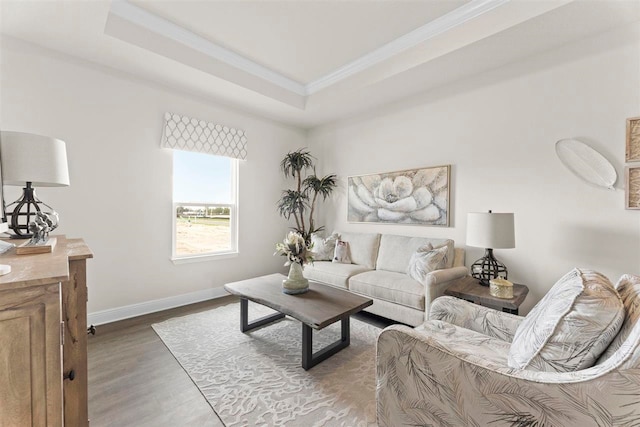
top-left (508, 268), bottom-right (624, 372)
top-left (311, 232), bottom-right (340, 261)
top-left (333, 240), bottom-right (352, 264)
top-left (406, 244), bottom-right (448, 282)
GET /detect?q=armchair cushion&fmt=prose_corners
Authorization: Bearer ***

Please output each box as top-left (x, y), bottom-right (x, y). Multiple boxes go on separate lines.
top-left (508, 268), bottom-right (624, 372)
top-left (413, 320), bottom-right (512, 364)
top-left (430, 296), bottom-right (523, 342)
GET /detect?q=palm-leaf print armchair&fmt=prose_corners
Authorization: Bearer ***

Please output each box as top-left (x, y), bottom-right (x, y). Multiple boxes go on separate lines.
top-left (376, 272), bottom-right (640, 426)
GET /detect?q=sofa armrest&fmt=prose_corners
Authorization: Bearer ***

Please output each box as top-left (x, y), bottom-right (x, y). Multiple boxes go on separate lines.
top-left (422, 266), bottom-right (468, 315)
top-left (376, 324), bottom-right (635, 427)
top-left (429, 296), bottom-right (523, 342)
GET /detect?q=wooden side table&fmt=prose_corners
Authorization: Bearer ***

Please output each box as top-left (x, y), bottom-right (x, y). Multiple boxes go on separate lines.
top-left (444, 275), bottom-right (529, 315)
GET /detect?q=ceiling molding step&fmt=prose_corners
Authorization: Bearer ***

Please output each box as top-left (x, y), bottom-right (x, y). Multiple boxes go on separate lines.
top-left (305, 0), bottom-right (511, 95)
top-left (109, 0), bottom-right (307, 97)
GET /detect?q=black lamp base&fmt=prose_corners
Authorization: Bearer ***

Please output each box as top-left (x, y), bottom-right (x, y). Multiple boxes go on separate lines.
top-left (5, 182), bottom-right (54, 239)
top-left (471, 248), bottom-right (508, 286)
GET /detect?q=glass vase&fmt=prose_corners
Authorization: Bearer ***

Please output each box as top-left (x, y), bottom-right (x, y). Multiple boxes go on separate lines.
top-left (282, 262), bottom-right (309, 295)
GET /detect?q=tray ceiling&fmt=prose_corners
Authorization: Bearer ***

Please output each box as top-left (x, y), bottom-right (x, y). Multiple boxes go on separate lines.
top-left (1, 0), bottom-right (639, 128)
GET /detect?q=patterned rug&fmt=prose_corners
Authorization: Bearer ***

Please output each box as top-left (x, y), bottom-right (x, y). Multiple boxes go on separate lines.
top-left (152, 302), bottom-right (380, 426)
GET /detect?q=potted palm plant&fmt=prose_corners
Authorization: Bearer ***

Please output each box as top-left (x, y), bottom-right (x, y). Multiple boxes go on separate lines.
top-left (275, 148), bottom-right (337, 294)
top-left (277, 148), bottom-right (337, 243)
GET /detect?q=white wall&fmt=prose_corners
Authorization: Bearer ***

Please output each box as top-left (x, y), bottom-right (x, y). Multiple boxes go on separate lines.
top-left (2, 23), bottom-right (639, 320)
top-left (308, 25), bottom-right (640, 314)
top-left (0, 38), bottom-right (304, 317)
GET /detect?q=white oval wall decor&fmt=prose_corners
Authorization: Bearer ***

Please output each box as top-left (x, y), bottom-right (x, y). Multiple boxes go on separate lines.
top-left (555, 139), bottom-right (617, 189)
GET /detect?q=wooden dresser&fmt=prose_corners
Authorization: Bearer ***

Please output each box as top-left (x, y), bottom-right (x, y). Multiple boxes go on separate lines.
top-left (0, 236), bottom-right (93, 426)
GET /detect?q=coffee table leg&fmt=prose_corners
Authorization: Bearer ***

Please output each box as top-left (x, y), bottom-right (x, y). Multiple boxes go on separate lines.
top-left (240, 298), bottom-right (285, 332)
top-left (302, 316), bottom-right (350, 370)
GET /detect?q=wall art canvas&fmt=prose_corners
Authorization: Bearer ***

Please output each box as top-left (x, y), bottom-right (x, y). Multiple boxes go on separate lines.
top-left (627, 116), bottom-right (640, 162)
top-left (626, 166), bottom-right (640, 210)
top-left (348, 165), bottom-right (450, 226)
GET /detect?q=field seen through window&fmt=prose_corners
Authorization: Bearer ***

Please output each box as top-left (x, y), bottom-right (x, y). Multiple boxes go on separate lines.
top-left (175, 214), bottom-right (231, 256)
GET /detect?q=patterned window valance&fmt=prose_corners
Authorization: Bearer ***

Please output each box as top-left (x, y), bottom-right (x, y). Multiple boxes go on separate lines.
top-left (161, 112), bottom-right (247, 160)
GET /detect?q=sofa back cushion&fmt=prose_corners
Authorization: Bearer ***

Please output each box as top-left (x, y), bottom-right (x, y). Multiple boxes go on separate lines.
top-left (335, 232), bottom-right (381, 269)
top-left (376, 235), bottom-right (454, 273)
top-left (508, 268), bottom-right (624, 372)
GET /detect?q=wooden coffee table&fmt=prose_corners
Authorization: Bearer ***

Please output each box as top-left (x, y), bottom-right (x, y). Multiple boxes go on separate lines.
top-left (224, 273), bottom-right (373, 370)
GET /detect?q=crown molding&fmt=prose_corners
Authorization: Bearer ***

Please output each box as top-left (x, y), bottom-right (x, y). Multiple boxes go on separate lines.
top-left (109, 0), bottom-right (307, 96)
top-left (305, 0), bottom-right (511, 94)
top-left (109, 0), bottom-right (510, 100)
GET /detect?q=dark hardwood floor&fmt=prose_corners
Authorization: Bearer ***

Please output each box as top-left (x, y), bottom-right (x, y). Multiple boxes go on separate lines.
top-left (87, 295), bottom-right (393, 427)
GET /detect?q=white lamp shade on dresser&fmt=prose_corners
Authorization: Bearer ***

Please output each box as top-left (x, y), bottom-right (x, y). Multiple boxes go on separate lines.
top-left (466, 212), bottom-right (515, 249)
top-left (0, 131), bottom-right (70, 187)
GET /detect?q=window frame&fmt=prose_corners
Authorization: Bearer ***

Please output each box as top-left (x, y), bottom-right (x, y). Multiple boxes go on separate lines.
top-left (171, 157), bottom-right (239, 264)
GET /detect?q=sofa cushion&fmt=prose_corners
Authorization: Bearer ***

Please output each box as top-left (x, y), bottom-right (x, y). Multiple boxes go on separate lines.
top-left (508, 268), bottom-right (624, 372)
top-left (407, 244), bottom-right (448, 282)
top-left (597, 274), bottom-right (640, 363)
top-left (310, 232), bottom-right (339, 261)
top-left (349, 270), bottom-right (424, 310)
top-left (336, 232), bottom-right (380, 269)
top-left (376, 234), bottom-right (454, 273)
top-left (304, 261), bottom-right (372, 289)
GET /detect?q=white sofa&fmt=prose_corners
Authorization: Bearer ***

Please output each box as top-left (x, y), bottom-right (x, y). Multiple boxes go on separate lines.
top-left (304, 231), bottom-right (467, 326)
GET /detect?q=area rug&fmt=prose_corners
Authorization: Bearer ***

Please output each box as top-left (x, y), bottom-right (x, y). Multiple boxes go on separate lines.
top-left (152, 302), bottom-right (380, 426)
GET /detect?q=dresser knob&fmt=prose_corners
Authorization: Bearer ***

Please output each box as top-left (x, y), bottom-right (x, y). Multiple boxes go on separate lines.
top-left (64, 370), bottom-right (75, 381)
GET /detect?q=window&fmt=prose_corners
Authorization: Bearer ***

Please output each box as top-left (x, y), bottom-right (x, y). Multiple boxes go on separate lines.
top-left (172, 150), bottom-right (238, 261)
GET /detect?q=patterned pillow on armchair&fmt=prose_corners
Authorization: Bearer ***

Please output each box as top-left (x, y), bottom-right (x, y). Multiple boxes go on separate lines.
top-left (508, 268), bottom-right (624, 372)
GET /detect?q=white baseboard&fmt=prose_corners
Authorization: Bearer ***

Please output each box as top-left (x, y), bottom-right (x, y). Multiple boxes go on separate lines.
top-left (87, 287), bottom-right (230, 326)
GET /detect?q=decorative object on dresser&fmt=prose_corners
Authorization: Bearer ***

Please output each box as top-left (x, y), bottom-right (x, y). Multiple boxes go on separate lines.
top-left (0, 131), bottom-right (69, 238)
top-left (0, 236), bottom-right (92, 426)
top-left (626, 116), bottom-right (640, 162)
top-left (466, 210), bottom-right (515, 285)
top-left (16, 237), bottom-right (57, 255)
top-left (16, 212), bottom-right (58, 254)
top-left (555, 138), bottom-right (617, 189)
top-left (444, 275), bottom-right (528, 315)
top-left (347, 164), bottom-right (451, 226)
top-left (0, 242), bottom-right (14, 275)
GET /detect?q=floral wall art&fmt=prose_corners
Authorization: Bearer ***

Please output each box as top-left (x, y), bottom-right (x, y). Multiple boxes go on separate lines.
top-left (347, 165), bottom-right (450, 226)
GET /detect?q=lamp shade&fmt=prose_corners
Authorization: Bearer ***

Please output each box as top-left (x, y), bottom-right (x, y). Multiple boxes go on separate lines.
top-left (466, 212), bottom-right (515, 249)
top-left (0, 131), bottom-right (70, 187)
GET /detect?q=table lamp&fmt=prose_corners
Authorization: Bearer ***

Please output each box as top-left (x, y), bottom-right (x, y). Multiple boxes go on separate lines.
top-left (0, 131), bottom-right (70, 238)
top-left (466, 210), bottom-right (515, 286)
